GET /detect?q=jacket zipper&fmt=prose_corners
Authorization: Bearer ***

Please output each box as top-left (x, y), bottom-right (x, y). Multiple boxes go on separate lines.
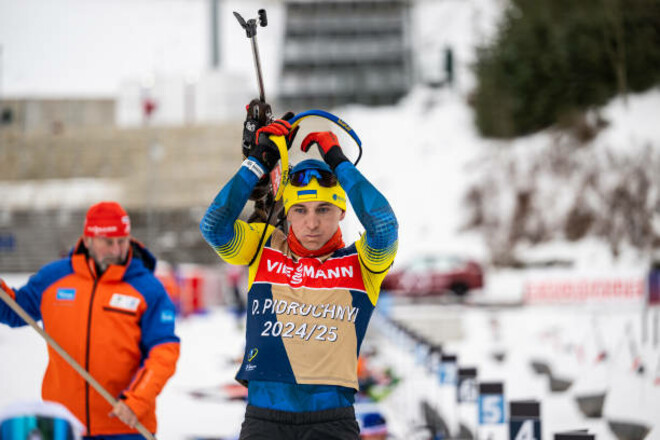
top-left (85, 277), bottom-right (99, 435)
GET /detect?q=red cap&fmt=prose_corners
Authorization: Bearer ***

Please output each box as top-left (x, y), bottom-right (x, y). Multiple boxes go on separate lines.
top-left (83, 202), bottom-right (131, 237)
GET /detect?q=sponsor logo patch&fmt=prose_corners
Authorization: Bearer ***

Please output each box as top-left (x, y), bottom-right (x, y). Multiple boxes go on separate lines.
top-left (86, 225), bottom-right (118, 235)
top-left (248, 348), bottom-right (258, 362)
top-left (256, 248), bottom-right (367, 291)
top-left (332, 193), bottom-right (346, 204)
top-left (109, 293), bottom-right (140, 312)
top-left (160, 310), bottom-right (175, 323)
top-left (56, 288), bottom-right (76, 301)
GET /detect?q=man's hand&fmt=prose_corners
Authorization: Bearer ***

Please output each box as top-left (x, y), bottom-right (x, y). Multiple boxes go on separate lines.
top-left (300, 131), bottom-right (349, 170)
top-left (249, 118), bottom-right (292, 172)
top-left (110, 400), bottom-right (138, 429)
top-left (241, 99), bottom-right (273, 159)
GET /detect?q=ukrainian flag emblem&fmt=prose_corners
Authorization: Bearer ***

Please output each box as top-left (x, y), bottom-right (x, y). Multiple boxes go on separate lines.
top-left (297, 189), bottom-right (318, 200)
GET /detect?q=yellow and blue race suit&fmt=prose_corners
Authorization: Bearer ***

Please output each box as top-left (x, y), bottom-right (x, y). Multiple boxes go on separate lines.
top-left (200, 160), bottom-right (398, 412)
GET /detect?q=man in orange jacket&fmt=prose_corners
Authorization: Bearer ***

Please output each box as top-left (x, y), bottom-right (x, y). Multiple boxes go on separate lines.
top-left (0, 201), bottom-right (180, 439)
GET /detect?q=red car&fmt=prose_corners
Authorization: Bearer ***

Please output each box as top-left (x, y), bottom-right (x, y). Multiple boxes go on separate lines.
top-left (381, 254), bottom-right (484, 296)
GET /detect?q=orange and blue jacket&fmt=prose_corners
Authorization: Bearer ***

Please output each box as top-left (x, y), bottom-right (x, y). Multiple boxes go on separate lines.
top-left (0, 239), bottom-right (180, 436)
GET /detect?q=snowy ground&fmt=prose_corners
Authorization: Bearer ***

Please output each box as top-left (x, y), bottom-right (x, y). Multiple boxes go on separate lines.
top-left (2, 271), bottom-right (659, 440)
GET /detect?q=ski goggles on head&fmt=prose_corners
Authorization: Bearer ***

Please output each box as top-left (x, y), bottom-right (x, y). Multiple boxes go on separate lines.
top-left (288, 168), bottom-right (338, 188)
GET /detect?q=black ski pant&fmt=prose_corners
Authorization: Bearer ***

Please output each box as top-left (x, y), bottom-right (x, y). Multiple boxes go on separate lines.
top-left (239, 404), bottom-right (360, 440)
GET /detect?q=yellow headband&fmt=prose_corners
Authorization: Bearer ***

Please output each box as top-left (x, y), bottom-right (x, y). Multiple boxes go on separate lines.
top-left (283, 178), bottom-right (347, 214)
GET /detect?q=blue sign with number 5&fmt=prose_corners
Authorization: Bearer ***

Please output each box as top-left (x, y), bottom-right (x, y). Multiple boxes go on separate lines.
top-left (479, 394), bottom-right (505, 424)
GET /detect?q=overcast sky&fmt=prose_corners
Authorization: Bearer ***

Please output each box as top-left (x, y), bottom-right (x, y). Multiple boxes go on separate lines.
top-left (0, 0), bottom-right (285, 98)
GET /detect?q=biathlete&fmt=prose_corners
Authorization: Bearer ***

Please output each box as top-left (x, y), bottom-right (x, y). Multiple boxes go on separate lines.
top-left (200, 114), bottom-right (398, 440)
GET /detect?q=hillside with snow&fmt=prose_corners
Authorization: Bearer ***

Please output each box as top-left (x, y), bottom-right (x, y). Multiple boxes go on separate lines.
top-left (330, 86), bottom-right (660, 272)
